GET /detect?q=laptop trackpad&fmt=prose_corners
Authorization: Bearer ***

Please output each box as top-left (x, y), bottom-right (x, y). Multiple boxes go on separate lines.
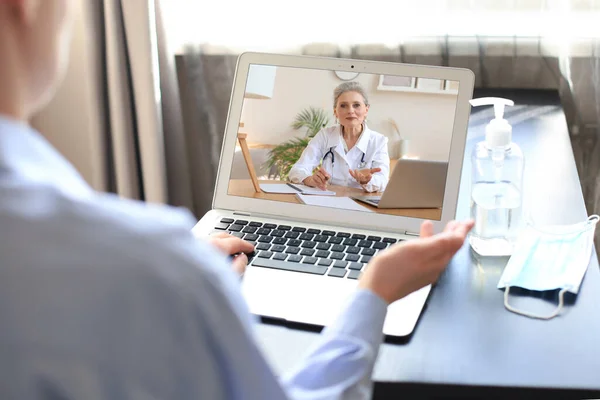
top-left (241, 267), bottom-right (357, 327)
top-left (241, 267), bottom-right (431, 337)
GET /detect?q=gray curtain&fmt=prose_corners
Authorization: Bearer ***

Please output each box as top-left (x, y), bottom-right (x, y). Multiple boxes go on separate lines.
top-left (175, 52), bottom-right (238, 216)
top-left (567, 41), bottom-right (600, 246)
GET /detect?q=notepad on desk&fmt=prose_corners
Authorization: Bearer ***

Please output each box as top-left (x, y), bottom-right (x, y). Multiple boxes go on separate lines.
top-left (296, 194), bottom-right (373, 212)
top-left (259, 183), bottom-right (336, 196)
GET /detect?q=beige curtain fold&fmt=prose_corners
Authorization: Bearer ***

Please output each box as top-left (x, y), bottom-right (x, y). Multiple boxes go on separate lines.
top-left (30, 0), bottom-right (108, 192)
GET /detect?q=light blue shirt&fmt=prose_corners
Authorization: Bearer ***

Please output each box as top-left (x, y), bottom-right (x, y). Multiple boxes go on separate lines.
top-left (0, 115), bottom-right (388, 399)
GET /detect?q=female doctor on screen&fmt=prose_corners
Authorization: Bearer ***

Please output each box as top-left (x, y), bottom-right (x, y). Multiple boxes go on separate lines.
top-left (288, 82), bottom-right (390, 193)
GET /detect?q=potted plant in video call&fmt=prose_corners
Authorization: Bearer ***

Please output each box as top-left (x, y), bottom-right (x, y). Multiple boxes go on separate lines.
top-left (265, 107), bottom-right (329, 180)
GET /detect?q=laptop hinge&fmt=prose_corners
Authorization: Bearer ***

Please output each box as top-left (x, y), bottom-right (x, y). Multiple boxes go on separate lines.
top-left (227, 210), bottom-right (417, 236)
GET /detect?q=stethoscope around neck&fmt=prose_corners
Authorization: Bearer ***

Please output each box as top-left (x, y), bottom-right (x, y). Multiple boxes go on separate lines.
top-left (322, 147), bottom-right (367, 170)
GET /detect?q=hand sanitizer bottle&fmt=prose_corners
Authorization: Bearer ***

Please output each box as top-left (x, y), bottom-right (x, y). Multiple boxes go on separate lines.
top-left (468, 97), bottom-right (524, 256)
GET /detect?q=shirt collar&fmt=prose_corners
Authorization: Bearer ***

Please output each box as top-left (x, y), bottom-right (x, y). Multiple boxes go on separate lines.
top-left (0, 114), bottom-right (93, 198)
top-left (332, 123), bottom-right (372, 155)
top-left (331, 125), bottom-right (346, 157)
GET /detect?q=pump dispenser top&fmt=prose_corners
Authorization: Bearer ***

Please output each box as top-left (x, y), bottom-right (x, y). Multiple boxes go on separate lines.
top-left (468, 96), bottom-right (524, 257)
top-left (469, 97), bottom-right (514, 148)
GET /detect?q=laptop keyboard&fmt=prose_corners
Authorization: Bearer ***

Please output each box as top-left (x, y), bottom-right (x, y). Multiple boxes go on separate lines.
top-left (213, 218), bottom-right (402, 280)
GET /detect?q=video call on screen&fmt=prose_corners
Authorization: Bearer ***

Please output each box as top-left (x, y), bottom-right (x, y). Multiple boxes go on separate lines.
top-left (227, 64), bottom-right (460, 221)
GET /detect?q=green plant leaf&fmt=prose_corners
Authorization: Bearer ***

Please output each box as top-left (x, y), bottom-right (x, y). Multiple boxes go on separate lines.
top-left (291, 107), bottom-right (330, 138)
top-left (264, 107), bottom-right (330, 179)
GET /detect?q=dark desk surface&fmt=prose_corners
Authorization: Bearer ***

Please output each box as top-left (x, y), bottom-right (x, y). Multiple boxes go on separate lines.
top-left (254, 89), bottom-right (600, 398)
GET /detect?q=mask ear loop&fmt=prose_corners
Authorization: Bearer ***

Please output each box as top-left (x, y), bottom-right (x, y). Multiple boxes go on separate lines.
top-left (504, 287), bottom-right (568, 320)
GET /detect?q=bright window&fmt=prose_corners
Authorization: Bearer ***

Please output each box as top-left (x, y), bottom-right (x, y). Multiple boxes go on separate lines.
top-left (162, 0), bottom-right (600, 53)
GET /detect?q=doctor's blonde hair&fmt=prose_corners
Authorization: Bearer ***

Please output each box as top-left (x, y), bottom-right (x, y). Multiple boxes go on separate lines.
top-left (333, 82), bottom-right (370, 108)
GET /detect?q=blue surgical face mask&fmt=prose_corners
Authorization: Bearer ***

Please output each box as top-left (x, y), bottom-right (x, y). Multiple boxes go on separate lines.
top-left (498, 215), bottom-right (599, 319)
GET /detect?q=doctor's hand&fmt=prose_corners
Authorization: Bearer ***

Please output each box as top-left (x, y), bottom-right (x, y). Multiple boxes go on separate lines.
top-left (349, 167), bottom-right (382, 185)
top-left (303, 166), bottom-right (331, 190)
top-left (358, 219), bottom-right (474, 304)
top-left (208, 232), bottom-right (255, 276)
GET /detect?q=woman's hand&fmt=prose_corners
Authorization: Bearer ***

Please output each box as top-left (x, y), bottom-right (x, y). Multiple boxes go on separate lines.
top-left (208, 232), bottom-right (255, 276)
top-left (303, 166), bottom-right (330, 190)
top-left (349, 167), bottom-right (382, 185)
top-left (358, 219), bottom-right (474, 304)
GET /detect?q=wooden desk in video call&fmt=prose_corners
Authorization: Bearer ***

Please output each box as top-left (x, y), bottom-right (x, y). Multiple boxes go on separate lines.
top-left (227, 179), bottom-right (443, 220)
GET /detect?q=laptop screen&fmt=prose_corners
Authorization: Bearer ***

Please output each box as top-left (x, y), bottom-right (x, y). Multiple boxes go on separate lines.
top-left (227, 64), bottom-right (460, 221)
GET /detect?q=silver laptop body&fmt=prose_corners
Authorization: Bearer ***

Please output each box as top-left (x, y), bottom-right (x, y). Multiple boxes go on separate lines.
top-left (192, 52), bottom-right (475, 337)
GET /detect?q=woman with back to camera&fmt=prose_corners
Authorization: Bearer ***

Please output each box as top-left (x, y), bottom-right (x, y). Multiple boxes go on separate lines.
top-left (289, 81), bottom-right (390, 193)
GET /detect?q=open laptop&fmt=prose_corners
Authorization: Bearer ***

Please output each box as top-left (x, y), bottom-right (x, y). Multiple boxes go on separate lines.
top-left (352, 159), bottom-right (448, 209)
top-left (192, 52), bottom-right (474, 337)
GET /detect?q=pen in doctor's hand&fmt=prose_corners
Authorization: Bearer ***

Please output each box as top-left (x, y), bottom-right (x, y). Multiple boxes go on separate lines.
top-left (315, 167), bottom-right (331, 190)
top-left (304, 167), bottom-right (330, 190)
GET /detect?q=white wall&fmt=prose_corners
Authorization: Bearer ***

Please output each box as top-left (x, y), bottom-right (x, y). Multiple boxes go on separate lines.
top-left (241, 66), bottom-right (459, 161)
top-left (30, 0), bottom-right (107, 191)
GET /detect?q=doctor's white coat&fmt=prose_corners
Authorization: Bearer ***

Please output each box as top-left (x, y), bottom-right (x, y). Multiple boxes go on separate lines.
top-left (288, 124), bottom-right (390, 193)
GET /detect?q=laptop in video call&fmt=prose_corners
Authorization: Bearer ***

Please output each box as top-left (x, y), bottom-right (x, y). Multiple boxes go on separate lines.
top-left (192, 52), bottom-right (474, 337)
